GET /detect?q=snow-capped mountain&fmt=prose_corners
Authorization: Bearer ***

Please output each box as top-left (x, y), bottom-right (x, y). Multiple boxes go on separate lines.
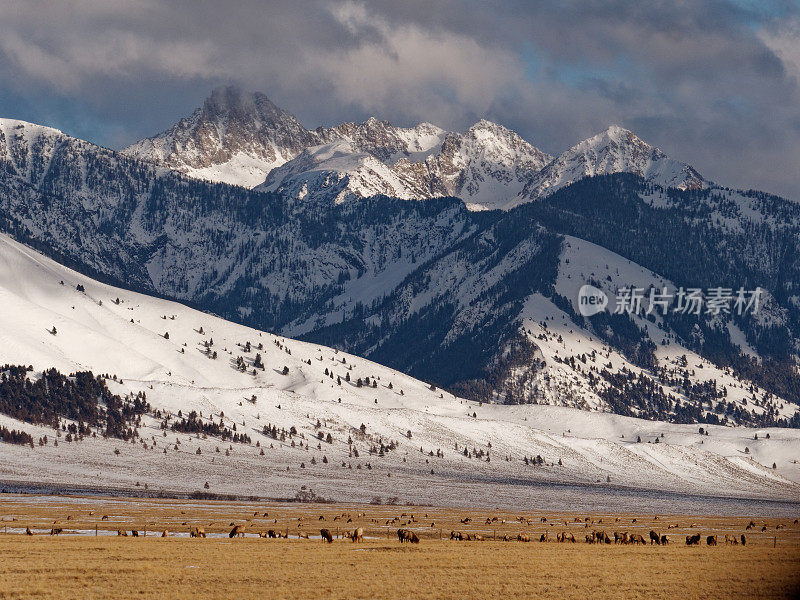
top-left (125, 88), bottom-right (704, 211)
top-left (258, 118), bottom-right (552, 208)
top-left (317, 117), bottom-right (447, 162)
top-left (123, 86), bottom-right (320, 188)
top-left (423, 120), bottom-right (553, 210)
top-left (1, 232), bottom-right (797, 502)
top-left (519, 125), bottom-right (704, 204)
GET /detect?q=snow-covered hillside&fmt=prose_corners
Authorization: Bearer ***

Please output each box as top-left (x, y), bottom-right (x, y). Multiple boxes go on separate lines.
top-left (1, 233), bottom-right (798, 504)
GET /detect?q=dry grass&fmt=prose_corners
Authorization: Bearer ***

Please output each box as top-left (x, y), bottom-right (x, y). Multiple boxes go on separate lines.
top-left (0, 495), bottom-right (798, 599)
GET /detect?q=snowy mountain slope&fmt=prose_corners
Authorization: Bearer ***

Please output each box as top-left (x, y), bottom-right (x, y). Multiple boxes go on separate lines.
top-left (1, 233), bottom-right (798, 504)
top-left (504, 235), bottom-right (797, 424)
top-left (260, 140), bottom-right (424, 203)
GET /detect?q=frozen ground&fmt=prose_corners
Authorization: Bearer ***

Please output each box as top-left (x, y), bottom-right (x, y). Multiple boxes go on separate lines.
top-left (0, 233), bottom-right (798, 511)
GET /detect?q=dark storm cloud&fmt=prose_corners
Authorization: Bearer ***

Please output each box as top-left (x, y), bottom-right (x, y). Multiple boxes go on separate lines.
top-left (1, 0), bottom-right (798, 198)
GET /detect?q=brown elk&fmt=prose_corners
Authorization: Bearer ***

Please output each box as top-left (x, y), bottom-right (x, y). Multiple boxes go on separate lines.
top-left (116, 529), bottom-right (127, 536)
top-left (131, 530), bottom-right (139, 537)
top-left (740, 534), bottom-right (747, 546)
top-left (649, 530), bottom-right (661, 545)
top-left (539, 532), bottom-right (548, 542)
top-left (593, 531), bottom-right (610, 544)
top-left (629, 534), bottom-right (646, 545)
top-left (517, 534), bottom-right (530, 542)
top-left (686, 533), bottom-right (701, 545)
top-left (614, 532), bottom-right (629, 545)
top-left (189, 527), bottom-right (206, 538)
top-left (349, 527), bottom-right (363, 542)
top-left (707, 535), bottom-right (718, 546)
top-left (25, 527), bottom-right (33, 536)
top-left (320, 528), bottom-right (333, 543)
top-left (724, 535), bottom-right (738, 545)
top-left (229, 525), bottom-right (246, 538)
top-left (161, 530), bottom-right (169, 537)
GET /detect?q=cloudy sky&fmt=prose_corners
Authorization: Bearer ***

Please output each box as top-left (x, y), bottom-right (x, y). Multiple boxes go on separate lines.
top-left (2, 0), bottom-right (799, 198)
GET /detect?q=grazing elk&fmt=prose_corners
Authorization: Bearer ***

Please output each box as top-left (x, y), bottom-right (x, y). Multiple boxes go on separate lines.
top-left (131, 530), bottom-right (139, 537)
top-left (161, 530), bottom-right (169, 537)
top-left (229, 525), bottom-right (246, 538)
top-left (229, 524), bottom-right (246, 538)
top-left (614, 532), bottom-right (628, 545)
top-left (724, 535), bottom-right (738, 545)
top-left (320, 528), bottom-right (333, 543)
top-left (707, 535), bottom-right (718, 546)
top-left (649, 530), bottom-right (661, 545)
top-left (25, 527), bottom-right (33, 536)
top-left (449, 531), bottom-right (464, 541)
top-left (517, 534), bottom-right (530, 542)
top-left (116, 529), bottom-right (127, 537)
top-left (629, 534), bottom-right (646, 545)
top-left (349, 527), bottom-right (363, 542)
top-left (686, 533), bottom-right (701, 546)
top-left (741, 534), bottom-right (747, 546)
top-left (189, 527), bottom-right (206, 538)
top-left (539, 532), bottom-right (548, 542)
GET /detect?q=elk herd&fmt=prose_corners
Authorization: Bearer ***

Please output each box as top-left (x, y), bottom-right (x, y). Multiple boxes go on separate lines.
top-left (12, 511), bottom-right (790, 547)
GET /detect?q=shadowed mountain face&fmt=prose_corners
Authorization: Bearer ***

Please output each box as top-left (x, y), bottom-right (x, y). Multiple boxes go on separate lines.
top-left (1, 111), bottom-right (799, 427)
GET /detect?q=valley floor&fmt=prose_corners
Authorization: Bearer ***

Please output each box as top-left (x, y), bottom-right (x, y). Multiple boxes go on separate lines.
top-left (0, 495), bottom-right (798, 600)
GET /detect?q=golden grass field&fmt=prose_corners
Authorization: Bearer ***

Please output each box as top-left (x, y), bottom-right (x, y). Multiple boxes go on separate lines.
top-left (0, 495), bottom-right (798, 599)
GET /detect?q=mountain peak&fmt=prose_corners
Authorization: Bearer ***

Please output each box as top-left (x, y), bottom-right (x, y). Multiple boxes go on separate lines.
top-left (581, 125), bottom-right (659, 154)
top-left (201, 85), bottom-right (278, 122)
top-left (522, 125), bottom-right (704, 200)
top-left (122, 87), bottom-right (318, 188)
